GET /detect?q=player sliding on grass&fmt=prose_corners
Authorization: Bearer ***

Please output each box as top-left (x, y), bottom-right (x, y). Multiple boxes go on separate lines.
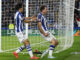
top-left (37, 5), bottom-right (58, 58)
top-left (13, 2), bottom-right (39, 59)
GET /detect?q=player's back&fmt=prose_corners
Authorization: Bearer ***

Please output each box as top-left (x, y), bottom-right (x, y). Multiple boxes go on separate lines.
top-left (14, 11), bottom-right (24, 33)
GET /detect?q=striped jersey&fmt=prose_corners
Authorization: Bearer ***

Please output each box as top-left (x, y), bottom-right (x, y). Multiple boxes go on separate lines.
top-left (14, 11), bottom-right (24, 32)
top-left (37, 13), bottom-right (48, 32)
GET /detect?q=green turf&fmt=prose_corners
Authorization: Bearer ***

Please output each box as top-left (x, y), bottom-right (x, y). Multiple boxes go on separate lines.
top-left (0, 36), bottom-right (80, 60)
top-left (1, 35), bottom-right (66, 52)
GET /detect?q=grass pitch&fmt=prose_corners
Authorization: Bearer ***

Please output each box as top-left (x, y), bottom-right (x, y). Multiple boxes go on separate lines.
top-left (0, 36), bottom-right (80, 60)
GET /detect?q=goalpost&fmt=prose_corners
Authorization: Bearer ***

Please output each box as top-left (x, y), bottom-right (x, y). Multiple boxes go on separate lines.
top-left (0, 0), bottom-right (75, 53)
top-left (25, 0), bottom-right (29, 39)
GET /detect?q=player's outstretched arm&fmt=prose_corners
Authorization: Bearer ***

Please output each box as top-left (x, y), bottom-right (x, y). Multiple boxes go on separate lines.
top-left (25, 17), bottom-right (32, 20)
top-left (25, 16), bottom-right (36, 20)
top-left (38, 22), bottom-right (48, 37)
top-left (24, 19), bottom-right (32, 23)
top-left (24, 17), bottom-right (37, 23)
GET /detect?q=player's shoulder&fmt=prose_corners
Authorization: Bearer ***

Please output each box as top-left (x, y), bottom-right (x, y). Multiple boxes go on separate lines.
top-left (38, 13), bottom-right (42, 16)
top-left (37, 13), bottom-right (42, 18)
top-left (15, 11), bottom-right (23, 18)
top-left (15, 11), bottom-right (19, 17)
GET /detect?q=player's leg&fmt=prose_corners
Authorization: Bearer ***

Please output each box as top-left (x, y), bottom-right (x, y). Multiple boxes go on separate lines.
top-left (48, 32), bottom-right (58, 58)
top-left (23, 39), bottom-right (39, 59)
top-left (16, 33), bottom-right (27, 53)
top-left (23, 40), bottom-right (33, 57)
top-left (41, 33), bottom-right (58, 58)
top-left (13, 32), bottom-right (26, 58)
top-left (48, 38), bottom-right (58, 58)
top-left (13, 45), bottom-right (26, 58)
top-left (41, 39), bottom-right (58, 58)
top-left (14, 45), bottom-right (26, 53)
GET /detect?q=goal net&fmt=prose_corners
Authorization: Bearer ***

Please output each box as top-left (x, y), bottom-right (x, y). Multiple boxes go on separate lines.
top-left (0, 0), bottom-right (75, 53)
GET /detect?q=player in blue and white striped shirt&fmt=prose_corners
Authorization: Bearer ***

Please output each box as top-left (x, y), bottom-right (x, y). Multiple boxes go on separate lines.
top-left (37, 5), bottom-right (58, 58)
top-left (13, 2), bottom-right (39, 59)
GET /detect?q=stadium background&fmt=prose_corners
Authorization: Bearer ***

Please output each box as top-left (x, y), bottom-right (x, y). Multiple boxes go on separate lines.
top-left (2, 0), bottom-right (60, 36)
top-left (1, 0), bottom-right (80, 36)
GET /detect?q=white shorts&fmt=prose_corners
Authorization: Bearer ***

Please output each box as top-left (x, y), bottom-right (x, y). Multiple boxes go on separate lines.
top-left (40, 32), bottom-right (56, 42)
top-left (16, 32), bottom-right (27, 43)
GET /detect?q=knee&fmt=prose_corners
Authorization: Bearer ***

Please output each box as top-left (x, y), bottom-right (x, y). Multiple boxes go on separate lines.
top-left (23, 39), bottom-right (30, 45)
top-left (51, 39), bottom-right (59, 46)
top-left (55, 40), bottom-right (59, 46)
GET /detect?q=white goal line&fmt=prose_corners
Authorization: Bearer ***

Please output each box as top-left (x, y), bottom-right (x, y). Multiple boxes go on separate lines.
top-left (0, 41), bottom-right (48, 53)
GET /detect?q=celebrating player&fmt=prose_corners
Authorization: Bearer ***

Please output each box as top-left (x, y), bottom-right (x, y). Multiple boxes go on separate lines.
top-left (37, 5), bottom-right (58, 58)
top-left (13, 2), bottom-right (39, 59)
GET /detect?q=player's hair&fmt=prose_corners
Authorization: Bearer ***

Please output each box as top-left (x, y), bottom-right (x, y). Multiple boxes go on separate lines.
top-left (15, 2), bottom-right (23, 11)
top-left (40, 5), bottom-right (47, 12)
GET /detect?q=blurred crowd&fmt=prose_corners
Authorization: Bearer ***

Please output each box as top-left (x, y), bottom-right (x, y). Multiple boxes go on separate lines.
top-left (2, 0), bottom-right (80, 29)
top-left (74, 0), bottom-right (80, 28)
top-left (2, 0), bottom-right (25, 28)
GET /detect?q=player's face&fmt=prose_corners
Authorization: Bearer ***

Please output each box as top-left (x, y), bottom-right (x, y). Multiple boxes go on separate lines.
top-left (43, 7), bottom-right (48, 14)
top-left (20, 7), bottom-right (23, 13)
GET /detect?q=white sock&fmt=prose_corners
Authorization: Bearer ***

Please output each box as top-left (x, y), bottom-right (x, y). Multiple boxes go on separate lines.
top-left (49, 45), bottom-right (55, 56)
top-left (16, 49), bottom-right (21, 53)
top-left (49, 50), bottom-right (53, 56)
top-left (16, 45), bottom-right (26, 53)
top-left (26, 45), bottom-right (33, 57)
top-left (28, 50), bottom-right (33, 57)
